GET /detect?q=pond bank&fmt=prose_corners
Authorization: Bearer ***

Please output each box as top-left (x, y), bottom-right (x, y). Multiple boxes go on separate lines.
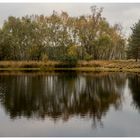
top-left (0, 60), bottom-right (140, 72)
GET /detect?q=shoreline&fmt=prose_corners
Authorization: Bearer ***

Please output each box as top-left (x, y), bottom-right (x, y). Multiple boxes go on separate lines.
top-left (0, 67), bottom-right (140, 73)
top-left (0, 60), bottom-right (140, 73)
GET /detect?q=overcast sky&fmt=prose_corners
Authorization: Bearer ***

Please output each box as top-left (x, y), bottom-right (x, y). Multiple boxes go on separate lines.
top-left (0, 3), bottom-right (140, 37)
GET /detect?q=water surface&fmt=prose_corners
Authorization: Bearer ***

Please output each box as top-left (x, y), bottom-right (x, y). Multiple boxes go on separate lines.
top-left (0, 72), bottom-right (140, 137)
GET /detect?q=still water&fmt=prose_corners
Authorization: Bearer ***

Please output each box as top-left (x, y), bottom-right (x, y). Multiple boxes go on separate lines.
top-left (0, 72), bottom-right (140, 137)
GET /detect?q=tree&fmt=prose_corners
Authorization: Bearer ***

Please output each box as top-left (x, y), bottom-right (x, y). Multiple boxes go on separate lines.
top-left (75, 6), bottom-right (104, 60)
top-left (0, 6), bottom-right (126, 61)
top-left (128, 20), bottom-right (140, 62)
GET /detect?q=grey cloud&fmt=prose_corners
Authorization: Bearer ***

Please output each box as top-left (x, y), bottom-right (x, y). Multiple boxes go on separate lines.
top-left (0, 3), bottom-right (140, 37)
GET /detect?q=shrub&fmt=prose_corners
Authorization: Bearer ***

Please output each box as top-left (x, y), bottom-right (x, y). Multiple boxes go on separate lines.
top-left (41, 54), bottom-right (48, 62)
top-left (84, 53), bottom-right (92, 61)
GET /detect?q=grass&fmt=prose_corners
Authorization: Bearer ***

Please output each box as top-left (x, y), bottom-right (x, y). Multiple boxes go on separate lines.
top-left (0, 60), bottom-right (60, 68)
top-left (0, 60), bottom-right (140, 72)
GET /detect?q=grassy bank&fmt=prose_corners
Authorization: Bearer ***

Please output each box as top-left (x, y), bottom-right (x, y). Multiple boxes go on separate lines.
top-left (0, 60), bottom-right (140, 72)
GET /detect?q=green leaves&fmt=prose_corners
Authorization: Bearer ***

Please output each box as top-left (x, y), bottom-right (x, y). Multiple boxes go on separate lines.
top-left (128, 20), bottom-right (140, 61)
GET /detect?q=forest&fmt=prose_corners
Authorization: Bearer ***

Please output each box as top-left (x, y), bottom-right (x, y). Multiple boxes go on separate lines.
top-left (0, 6), bottom-right (139, 63)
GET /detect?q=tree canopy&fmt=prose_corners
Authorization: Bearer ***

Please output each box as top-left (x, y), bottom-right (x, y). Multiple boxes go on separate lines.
top-left (0, 6), bottom-right (126, 61)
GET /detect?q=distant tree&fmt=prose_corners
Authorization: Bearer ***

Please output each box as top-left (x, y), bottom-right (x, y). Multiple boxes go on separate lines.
top-left (128, 20), bottom-right (140, 62)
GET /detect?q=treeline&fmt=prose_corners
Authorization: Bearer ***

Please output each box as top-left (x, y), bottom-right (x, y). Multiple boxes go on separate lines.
top-left (0, 6), bottom-right (126, 61)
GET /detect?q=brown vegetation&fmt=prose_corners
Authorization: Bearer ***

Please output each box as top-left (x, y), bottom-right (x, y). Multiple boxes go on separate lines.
top-left (77, 60), bottom-right (140, 69)
top-left (0, 60), bottom-right (139, 72)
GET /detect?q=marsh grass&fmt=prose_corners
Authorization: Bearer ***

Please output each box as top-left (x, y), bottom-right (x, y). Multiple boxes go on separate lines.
top-left (0, 60), bottom-right (139, 72)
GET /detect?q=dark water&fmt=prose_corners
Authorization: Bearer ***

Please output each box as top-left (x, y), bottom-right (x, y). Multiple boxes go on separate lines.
top-left (0, 72), bottom-right (140, 137)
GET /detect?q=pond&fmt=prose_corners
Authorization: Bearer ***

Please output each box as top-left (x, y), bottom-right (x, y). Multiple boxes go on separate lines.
top-left (0, 72), bottom-right (140, 137)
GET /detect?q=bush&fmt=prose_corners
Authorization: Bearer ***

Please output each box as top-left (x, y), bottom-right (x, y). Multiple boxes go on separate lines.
top-left (65, 56), bottom-right (77, 65)
top-left (41, 54), bottom-right (48, 62)
top-left (62, 45), bottom-right (78, 66)
top-left (84, 53), bottom-right (92, 61)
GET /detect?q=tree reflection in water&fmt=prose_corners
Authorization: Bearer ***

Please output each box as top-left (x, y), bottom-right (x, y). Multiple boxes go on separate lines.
top-left (128, 74), bottom-right (140, 111)
top-left (0, 72), bottom-right (126, 126)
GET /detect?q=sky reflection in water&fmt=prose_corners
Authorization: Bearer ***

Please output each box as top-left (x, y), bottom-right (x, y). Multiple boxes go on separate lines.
top-left (0, 72), bottom-right (139, 136)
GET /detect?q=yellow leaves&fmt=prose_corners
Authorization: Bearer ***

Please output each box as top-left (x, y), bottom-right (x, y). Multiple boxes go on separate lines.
top-left (67, 45), bottom-right (78, 58)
